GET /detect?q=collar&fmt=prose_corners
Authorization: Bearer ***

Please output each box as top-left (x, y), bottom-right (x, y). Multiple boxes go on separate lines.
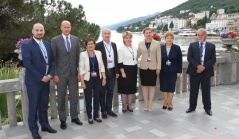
top-left (62, 33), bottom-right (71, 39)
top-left (33, 37), bottom-right (42, 44)
top-left (103, 40), bottom-right (111, 46)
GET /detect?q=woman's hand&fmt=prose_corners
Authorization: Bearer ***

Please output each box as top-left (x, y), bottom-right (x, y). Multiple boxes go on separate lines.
top-left (122, 73), bottom-right (127, 78)
top-left (81, 82), bottom-right (86, 89)
top-left (156, 69), bottom-right (160, 76)
top-left (177, 73), bottom-right (181, 78)
top-left (102, 78), bottom-right (106, 86)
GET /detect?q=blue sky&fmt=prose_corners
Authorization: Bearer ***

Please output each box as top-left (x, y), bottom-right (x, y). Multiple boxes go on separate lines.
top-left (65, 0), bottom-right (188, 26)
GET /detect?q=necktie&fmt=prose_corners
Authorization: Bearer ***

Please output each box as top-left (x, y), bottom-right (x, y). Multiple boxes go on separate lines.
top-left (66, 36), bottom-right (71, 53)
top-left (200, 43), bottom-right (203, 57)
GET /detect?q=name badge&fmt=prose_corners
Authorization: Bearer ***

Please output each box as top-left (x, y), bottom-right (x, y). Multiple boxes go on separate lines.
top-left (166, 60), bottom-right (171, 66)
top-left (108, 59), bottom-right (113, 63)
top-left (146, 58), bottom-right (151, 62)
top-left (91, 71), bottom-right (97, 77)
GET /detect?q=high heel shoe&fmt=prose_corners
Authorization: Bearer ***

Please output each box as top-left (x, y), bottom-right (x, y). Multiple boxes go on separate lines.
top-left (88, 119), bottom-right (94, 124)
top-left (148, 109), bottom-right (152, 112)
top-left (94, 118), bottom-right (102, 123)
top-left (122, 109), bottom-right (127, 113)
top-left (127, 105), bottom-right (133, 112)
top-left (168, 107), bottom-right (173, 111)
top-left (144, 108), bottom-right (148, 111)
top-left (162, 106), bottom-right (167, 109)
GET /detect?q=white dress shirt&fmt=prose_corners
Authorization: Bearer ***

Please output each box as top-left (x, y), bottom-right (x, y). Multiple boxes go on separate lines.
top-left (103, 40), bottom-right (115, 68)
top-left (62, 34), bottom-right (71, 51)
top-left (199, 41), bottom-right (206, 65)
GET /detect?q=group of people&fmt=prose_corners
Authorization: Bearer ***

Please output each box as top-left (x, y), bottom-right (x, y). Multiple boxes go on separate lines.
top-left (21, 20), bottom-right (216, 139)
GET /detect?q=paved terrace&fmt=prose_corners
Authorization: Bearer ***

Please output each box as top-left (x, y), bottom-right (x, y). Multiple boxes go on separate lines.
top-left (0, 83), bottom-right (239, 139)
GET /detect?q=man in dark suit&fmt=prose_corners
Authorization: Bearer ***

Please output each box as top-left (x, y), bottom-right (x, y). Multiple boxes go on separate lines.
top-left (51, 20), bottom-right (82, 129)
top-left (186, 28), bottom-right (216, 116)
top-left (95, 28), bottom-right (119, 119)
top-left (22, 23), bottom-right (57, 139)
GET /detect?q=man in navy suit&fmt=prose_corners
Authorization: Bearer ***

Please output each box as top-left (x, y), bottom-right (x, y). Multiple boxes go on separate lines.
top-left (22, 23), bottom-right (57, 139)
top-left (186, 28), bottom-right (216, 116)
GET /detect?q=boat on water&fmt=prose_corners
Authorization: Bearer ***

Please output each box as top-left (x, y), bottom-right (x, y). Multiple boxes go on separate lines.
top-left (178, 29), bottom-right (197, 36)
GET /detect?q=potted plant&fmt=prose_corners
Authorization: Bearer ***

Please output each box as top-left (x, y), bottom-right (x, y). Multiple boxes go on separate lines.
top-left (220, 32), bottom-right (238, 52)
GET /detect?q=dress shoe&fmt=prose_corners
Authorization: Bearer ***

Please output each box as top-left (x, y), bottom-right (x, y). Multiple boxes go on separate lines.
top-left (94, 118), bottom-right (102, 123)
top-left (186, 108), bottom-right (195, 113)
top-left (60, 121), bottom-right (67, 130)
top-left (102, 111), bottom-right (108, 119)
top-left (122, 109), bottom-right (127, 113)
top-left (32, 132), bottom-right (41, 139)
top-left (144, 108), bottom-right (148, 111)
top-left (162, 106), bottom-right (167, 109)
top-left (107, 110), bottom-right (118, 117)
top-left (88, 119), bottom-right (94, 124)
top-left (205, 109), bottom-right (212, 116)
top-left (168, 107), bottom-right (173, 111)
top-left (41, 126), bottom-right (57, 133)
top-left (71, 118), bottom-right (83, 125)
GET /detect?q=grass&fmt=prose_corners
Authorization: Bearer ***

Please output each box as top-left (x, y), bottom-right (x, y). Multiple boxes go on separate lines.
top-left (0, 62), bottom-right (22, 125)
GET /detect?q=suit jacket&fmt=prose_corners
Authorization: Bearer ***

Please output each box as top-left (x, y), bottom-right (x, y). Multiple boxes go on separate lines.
top-left (21, 39), bottom-right (55, 86)
top-left (137, 39), bottom-right (161, 70)
top-left (95, 40), bottom-right (119, 74)
top-left (161, 43), bottom-right (182, 73)
top-left (186, 41), bottom-right (216, 78)
top-left (79, 50), bottom-right (105, 81)
top-left (51, 34), bottom-right (80, 78)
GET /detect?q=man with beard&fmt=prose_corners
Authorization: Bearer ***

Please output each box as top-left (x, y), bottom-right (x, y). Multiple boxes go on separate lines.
top-left (21, 23), bottom-right (57, 139)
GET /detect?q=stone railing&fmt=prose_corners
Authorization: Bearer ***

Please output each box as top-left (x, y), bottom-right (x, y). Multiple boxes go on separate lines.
top-left (0, 52), bottom-right (238, 130)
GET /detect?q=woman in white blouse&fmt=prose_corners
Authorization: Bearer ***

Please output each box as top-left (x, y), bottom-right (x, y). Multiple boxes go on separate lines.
top-left (117, 31), bottom-right (138, 112)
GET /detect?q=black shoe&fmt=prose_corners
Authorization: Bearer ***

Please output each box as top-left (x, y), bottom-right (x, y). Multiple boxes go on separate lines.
top-left (94, 118), bottom-right (102, 123)
top-left (186, 108), bottom-right (195, 113)
top-left (102, 111), bottom-right (108, 119)
top-left (127, 105), bottom-right (133, 112)
top-left (71, 118), bottom-right (83, 125)
top-left (205, 109), bottom-right (212, 116)
top-left (162, 106), bottom-right (167, 109)
top-left (168, 107), bottom-right (173, 111)
top-left (122, 109), bottom-right (127, 113)
top-left (60, 121), bottom-right (67, 130)
top-left (107, 110), bottom-right (118, 117)
top-left (32, 132), bottom-right (41, 139)
top-left (88, 119), bottom-right (94, 124)
top-left (41, 126), bottom-right (57, 133)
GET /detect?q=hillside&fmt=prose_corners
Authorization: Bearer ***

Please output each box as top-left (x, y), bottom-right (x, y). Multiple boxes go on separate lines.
top-left (102, 12), bottom-right (160, 30)
top-left (116, 0), bottom-right (239, 32)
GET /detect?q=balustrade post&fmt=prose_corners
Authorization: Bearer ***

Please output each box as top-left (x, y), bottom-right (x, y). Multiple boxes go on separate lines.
top-left (113, 80), bottom-right (119, 107)
top-left (182, 68), bottom-right (187, 92)
top-left (6, 92), bottom-right (17, 127)
top-left (19, 72), bottom-right (28, 127)
top-left (175, 77), bottom-right (181, 94)
top-left (0, 111), bottom-right (2, 130)
top-left (49, 81), bottom-right (57, 119)
top-left (138, 68), bottom-right (143, 101)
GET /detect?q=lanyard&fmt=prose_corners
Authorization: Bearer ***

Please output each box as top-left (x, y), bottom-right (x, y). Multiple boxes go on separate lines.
top-left (126, 46), bottom-right (134, 60)
top-left (145, 41), bottom-right (151, 57)
top-left (88, 52), bottom-right (96, 71)
top-left (103, 43), bottom-right (112, 57)
top-left (39, 42), bottom-right (48, 63)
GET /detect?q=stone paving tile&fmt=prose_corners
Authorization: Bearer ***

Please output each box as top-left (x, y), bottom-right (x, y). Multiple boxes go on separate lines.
top-left (1, 84), bottom-right (239, 139)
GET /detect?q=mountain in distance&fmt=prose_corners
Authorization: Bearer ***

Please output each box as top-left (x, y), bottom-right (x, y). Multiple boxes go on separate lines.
top-left (101, 11), bottom-right (160, 30)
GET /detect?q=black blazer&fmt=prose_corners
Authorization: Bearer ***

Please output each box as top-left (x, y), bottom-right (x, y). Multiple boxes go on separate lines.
top-left (161, 44), bottom-right (182, 73)
top-left (95, 40), bottom-right (119, 74)
top-left (186, 41), bottom-right (216, 78)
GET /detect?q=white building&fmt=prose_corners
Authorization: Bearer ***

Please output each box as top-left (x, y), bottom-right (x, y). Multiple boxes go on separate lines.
top-left (217, 9), bottom-right (225, 15)
top-left (194, 10), bottom-right (210, 19)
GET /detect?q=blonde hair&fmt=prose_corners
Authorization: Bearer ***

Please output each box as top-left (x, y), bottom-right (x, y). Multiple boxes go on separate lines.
top-left (164, 31), bottom-right (174, 39)
top-left (122, 31), bottom-right (133, 44)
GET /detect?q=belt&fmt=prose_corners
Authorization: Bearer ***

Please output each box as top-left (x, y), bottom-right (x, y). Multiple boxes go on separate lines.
top-left (107, 67), bottom-right (115, 71)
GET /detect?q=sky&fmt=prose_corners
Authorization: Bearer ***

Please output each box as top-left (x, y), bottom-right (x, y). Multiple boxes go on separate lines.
top-left (65, 0), bottom-right (188, 26)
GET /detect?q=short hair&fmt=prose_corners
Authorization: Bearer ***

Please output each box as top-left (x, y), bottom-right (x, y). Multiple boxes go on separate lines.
top-left (164, 31), bottom-right (174, 39)
top-left (122, 31), bottom-right (133, 44)
top-left (85, 38), bottom-right (96, 46)
top-left (143, 27), bottom-right (152, 34)
top-left (197, 28), bottom-right (207, 34)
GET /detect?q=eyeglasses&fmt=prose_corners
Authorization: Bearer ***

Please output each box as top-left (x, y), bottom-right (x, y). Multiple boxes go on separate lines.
top-left (87, 43), bottom-right (95, 46)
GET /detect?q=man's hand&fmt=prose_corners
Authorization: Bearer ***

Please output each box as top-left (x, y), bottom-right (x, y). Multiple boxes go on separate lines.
top-left (53, 75), bottom-right (59, 83)
top-left (102, 78), bottom-right (106, 86)
top-left (116, 74), bottom-right (119, 78)
top-left (41, 76), bottom-right (48, 82)
top-left (77, 73), bottom-right (81, 81)
top-left (197, 65), bottom-right (205, 73)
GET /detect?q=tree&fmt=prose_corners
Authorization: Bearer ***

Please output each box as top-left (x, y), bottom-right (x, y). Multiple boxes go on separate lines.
top-left (169, 21), bottom-right (174, 31)
top-left (0, 0), bottom-right (100, 58)
top-left (163, 24), bottom-right (168, 32)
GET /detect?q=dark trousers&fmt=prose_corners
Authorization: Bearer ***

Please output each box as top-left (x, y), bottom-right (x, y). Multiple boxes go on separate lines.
top-left (100, 70), bottom-right (116, 112)
top-left (189, 74), bottom-right (211, 110)
top-left (84, 76), bottom-right (101, 119)
top-left (26, 83), bottom-right (50, 133)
